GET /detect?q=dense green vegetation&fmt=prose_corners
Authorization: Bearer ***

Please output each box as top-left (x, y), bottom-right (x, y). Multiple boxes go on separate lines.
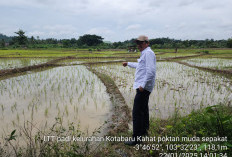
top-left (0, 49), bottom-right (133, 58)
top-left (1, 48), bottom-right (231, 59)
top-left (1, 30), bottom-right (232, 49)
top-left (148, 105), bottom-right (232, 156)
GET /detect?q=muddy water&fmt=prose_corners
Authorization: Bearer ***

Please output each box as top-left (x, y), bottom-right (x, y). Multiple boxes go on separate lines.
top-left (0, 58), bottom-right (52, 70)
top-left (93, 62), bottom-right (232, 119)
top-left (0, 65), bottom-right (111, 140)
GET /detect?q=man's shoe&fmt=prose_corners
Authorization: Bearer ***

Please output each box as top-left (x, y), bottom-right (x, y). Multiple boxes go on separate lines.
top-left (124, 140), bottom-right (139, 146)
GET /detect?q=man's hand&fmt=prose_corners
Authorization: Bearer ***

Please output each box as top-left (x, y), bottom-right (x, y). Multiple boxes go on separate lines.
top-left (139, 86), bottom-right (144, 92)
top-left (122, 62), bottom-right (128, 67)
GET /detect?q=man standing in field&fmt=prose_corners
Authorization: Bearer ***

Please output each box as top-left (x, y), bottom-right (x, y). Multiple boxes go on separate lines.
top-left (122, 35), bottom-right (156, 146)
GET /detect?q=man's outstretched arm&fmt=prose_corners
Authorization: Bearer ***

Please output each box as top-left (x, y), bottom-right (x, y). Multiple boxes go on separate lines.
top-left (122, 62), bottom-right (138, 68)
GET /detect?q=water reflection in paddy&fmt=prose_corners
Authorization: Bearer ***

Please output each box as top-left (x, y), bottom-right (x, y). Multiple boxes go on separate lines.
top-left (0, 65), bottom-right (111, 139)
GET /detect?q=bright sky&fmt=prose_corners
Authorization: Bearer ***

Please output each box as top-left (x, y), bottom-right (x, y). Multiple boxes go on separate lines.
top-left (0, 0), bottom-right (232, 42)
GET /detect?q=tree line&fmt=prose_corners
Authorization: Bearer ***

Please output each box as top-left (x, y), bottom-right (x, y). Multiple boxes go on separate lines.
top-left (0, 29), bottom-right (232, 49)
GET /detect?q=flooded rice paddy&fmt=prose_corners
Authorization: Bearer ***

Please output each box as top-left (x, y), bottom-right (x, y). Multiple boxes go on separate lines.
top-left (0, 54), bottom-right (231, 145)
top-left (156, 53), bottom-right (200, 60)
top-left (56, 58), bottom-right (126, 65)
top-left (182, 58), bottom-right (232, 70)
top-left (93, 62), bottom-right (231, 118)
top-left (0, 58), bottom-right (53, 70)
top-left (0, 65), bottom-right (111, 141)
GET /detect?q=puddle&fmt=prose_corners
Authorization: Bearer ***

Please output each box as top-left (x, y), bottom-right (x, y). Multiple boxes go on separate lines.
top-left (93, 62), bottom-right (231, 119)
top-left (0, 65), bottom-right (111, 141)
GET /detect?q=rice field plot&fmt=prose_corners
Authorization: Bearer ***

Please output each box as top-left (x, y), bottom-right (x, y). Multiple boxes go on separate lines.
top-left (74, 50), bottom-right (129, 58)
top-left (56, 58), bottom-right (126, 65)
top-left (0, 49), bottom-right (79, 58)
top-left (153, 48), bottom-right (232, 54)
top-left (92, 62), bottom-right (231, 119)
top-left (56, 58), bottom-right (85, 65)
top-left (0, 58), bottom-right (53, 70)
top-left (181, 58), bottom-right (232, 70)
top-left (78, 58), bottom-right (126, 63)
top-left (110, 51), bottom-right (181, 59)
top-left (0, 65), bottom-right (111, 143)
top-left (112, 52), bottom-right (140, 58)
top-left (56, 52), bottom-right (200, 66)
top-left (155, 52), bottom-right (200, 60)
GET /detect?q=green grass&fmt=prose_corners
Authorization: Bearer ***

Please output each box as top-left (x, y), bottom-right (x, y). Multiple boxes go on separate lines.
top-left (88, 104), bottom-right (232, 156)
top-left (0, 49), bottom-right (131, 58)
top-left (148, 105), bottom-right (232, 156)
top-left (1, 48), bottom-right (231, 58)
top-left (153, 48), bottom-right (232, 54)
top-left (153, 49), bottom-right (232, 60)
top-left (156, 53), bottom-right (199, 58)
top-left (0, 49), bottom-right (78, 58)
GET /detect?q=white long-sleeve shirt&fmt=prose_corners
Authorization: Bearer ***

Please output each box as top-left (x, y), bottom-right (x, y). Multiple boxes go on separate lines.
top-left (128, 47), bottom-right (156, 92)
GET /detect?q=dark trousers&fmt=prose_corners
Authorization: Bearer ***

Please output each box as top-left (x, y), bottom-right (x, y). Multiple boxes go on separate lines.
top-left (133, 89), bottom-right (151, 139)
